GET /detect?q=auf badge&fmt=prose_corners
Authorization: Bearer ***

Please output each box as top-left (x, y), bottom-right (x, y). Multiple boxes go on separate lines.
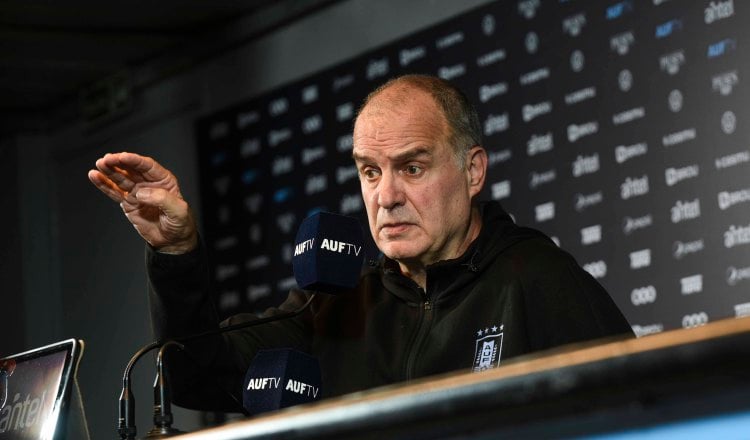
top-left (472, 326), bottom-right (504, 372)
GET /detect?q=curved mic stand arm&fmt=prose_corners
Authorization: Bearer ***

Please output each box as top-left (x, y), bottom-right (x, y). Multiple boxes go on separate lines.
top-left (119, 341), bottom-right (160, 440)
top-left (176, 292), bottom-right (318, 344)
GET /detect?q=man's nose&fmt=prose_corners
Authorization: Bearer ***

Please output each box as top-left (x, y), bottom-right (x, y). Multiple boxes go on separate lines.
top-left (377, 172), bottom-right (405, 209)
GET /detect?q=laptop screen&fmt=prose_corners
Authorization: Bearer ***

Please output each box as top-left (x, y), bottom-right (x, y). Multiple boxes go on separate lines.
top-left (0, 339), bottom-right (83, 440)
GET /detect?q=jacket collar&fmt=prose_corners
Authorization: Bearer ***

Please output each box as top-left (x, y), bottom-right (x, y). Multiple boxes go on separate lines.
top-left (379, 201), bottom-right (548, 304)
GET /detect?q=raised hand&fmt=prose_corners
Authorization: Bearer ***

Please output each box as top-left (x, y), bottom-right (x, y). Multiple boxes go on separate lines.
top-left (88, 152), bottom-right (198, 254)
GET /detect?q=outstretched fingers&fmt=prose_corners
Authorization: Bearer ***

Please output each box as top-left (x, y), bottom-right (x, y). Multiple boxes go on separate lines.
top-left (95, 154), bottom-right (138, 194)
top-left (87, 169), bottom-right (127, 203)
top-left (93, 152), bottom-right (182, 204)
top-left (108, 152), bottom-right (174, 185)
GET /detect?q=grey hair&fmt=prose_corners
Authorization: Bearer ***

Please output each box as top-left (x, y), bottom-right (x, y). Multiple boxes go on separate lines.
top-left (357, 74), bottom-right (483, 168)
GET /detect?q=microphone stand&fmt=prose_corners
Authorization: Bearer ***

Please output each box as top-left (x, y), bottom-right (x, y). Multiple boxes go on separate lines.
top-left (144, 341), bottom-right (185, 438)
top-left (117, 292), bottom-right (318, 440)
top-left (118, 342), bottom-right (159, 440)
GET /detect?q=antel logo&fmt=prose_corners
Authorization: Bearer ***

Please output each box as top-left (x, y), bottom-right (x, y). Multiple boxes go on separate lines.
top-left (572, 153), bottom-right (600, 177)
top-left (620, 175), bottom-right (649, 200)
top-left (724, 224), bottom-right (750, 249)
top-left (484, 113), bottom-right (510, 136)
top-left (527, 132), bottom-right (554, 156)
top-left (705, 0), bottom-right (734, 24)
top-left (671, 199), bottom-right (701, 223)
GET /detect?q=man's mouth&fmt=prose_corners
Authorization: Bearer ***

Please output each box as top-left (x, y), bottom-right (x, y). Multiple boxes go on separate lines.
top-left (380, 222), bottom-right (412, 235)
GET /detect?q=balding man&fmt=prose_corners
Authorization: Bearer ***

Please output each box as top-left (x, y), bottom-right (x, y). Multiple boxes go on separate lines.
top-left (90, 74), bottom-right (631, 411)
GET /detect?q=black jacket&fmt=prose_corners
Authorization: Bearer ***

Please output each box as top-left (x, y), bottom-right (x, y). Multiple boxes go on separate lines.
top-left (147, 202), bottom-right (632, 411)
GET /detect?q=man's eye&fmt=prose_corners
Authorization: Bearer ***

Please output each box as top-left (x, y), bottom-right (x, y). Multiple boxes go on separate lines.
top-left (404, 165), bottom-right (423, 176)
top-left (362, 168), bottom-right (380, 179)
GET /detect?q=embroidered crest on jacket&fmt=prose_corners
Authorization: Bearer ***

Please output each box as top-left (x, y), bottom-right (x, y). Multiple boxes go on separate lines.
top-left (473, 324), bottom-right (504, 371)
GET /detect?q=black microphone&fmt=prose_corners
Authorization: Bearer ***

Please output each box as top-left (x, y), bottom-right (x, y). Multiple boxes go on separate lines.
top-left (243, 348), bottom-right (322, 415)
top-left (144, 341), bottom-right (185, 439)
top-left (292, 211), bottom-right (365, 293)
top-left (118, 211), bottom-right (365, 438)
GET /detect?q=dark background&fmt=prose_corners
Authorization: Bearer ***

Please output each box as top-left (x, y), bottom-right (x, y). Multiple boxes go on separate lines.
top-left (1, 0), bottom-right (746, 438)
top-left (196, 1), bottom-right (749, 337)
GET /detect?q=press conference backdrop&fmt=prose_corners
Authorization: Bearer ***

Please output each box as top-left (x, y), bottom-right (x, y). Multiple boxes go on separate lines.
top-left (195, 0), bottom-right (748, 336)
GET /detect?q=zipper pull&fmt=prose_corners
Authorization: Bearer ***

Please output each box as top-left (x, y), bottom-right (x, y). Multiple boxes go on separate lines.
top-left (424, 300), bottom-right (432, 311)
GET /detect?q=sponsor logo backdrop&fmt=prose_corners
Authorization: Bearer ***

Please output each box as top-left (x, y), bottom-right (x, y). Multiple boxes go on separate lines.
top-left (195, 0), bottom-right (749, 336)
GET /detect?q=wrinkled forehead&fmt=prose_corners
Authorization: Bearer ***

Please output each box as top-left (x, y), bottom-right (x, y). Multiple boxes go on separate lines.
top-left (354, 85), bottom-right (449, 139)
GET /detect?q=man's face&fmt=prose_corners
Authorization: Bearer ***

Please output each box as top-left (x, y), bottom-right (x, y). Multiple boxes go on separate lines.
top-left (352, 86), bottom-right (478, 267)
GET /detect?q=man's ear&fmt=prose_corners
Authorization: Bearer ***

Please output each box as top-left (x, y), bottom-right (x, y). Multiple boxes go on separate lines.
top-left (466, 146), bottom-right (487, 197)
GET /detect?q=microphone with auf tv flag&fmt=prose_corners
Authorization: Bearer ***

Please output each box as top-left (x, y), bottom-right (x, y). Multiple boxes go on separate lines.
top-left (243, 348), bottom-right (322, 415)
top-left (292, 211), bottom-right (365, 293)
top-left (118, 211), bottom-right (365, 438)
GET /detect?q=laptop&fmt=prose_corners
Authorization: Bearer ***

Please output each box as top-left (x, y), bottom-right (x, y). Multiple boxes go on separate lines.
top-left (0, 339), bottom-right (86, 440)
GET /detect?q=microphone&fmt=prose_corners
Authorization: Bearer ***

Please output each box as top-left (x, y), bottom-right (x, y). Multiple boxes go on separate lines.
top-left (243, 348), bottom-right (322, 416)
top-left (144, 341), bottom-right (185, 439)
top-left (118, 211), bottom-right (365, 438)
top-left (292, 211), bottom-right (365, 293)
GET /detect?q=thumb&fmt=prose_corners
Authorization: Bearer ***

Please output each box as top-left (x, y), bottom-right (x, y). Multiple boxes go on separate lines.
top-left (135, 187), bottom-right (189, 221)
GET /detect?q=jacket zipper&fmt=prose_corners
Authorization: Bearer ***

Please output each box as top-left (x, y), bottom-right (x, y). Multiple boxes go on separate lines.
top-left (404, 297), bottom-right (434, 380)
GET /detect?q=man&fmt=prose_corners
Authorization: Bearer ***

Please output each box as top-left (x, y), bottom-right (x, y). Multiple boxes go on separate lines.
top-left (89, 75), bottom-right (632, 411)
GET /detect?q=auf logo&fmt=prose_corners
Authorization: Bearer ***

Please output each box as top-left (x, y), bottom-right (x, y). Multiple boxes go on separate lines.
top-left (708, 39), bottom-right (737, 58)
top-left (473, 325), bottom-right (503, 372)
top-left (273, 187), bottom-right (293, 204)
top-left (606, 1), bottom-right (633, 20)
top-left (211, 152), bottom-right (227, 167)
top-left (241, 169), bottom-right (259, 185)
top-left (655, 19), bottom-right (682, 38)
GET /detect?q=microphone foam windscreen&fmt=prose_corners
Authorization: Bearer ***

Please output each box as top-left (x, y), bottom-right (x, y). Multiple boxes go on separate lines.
top-left (243, 348), bottom-right (322, 415)
top-left (292, 211), bottom-right (364, 293)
